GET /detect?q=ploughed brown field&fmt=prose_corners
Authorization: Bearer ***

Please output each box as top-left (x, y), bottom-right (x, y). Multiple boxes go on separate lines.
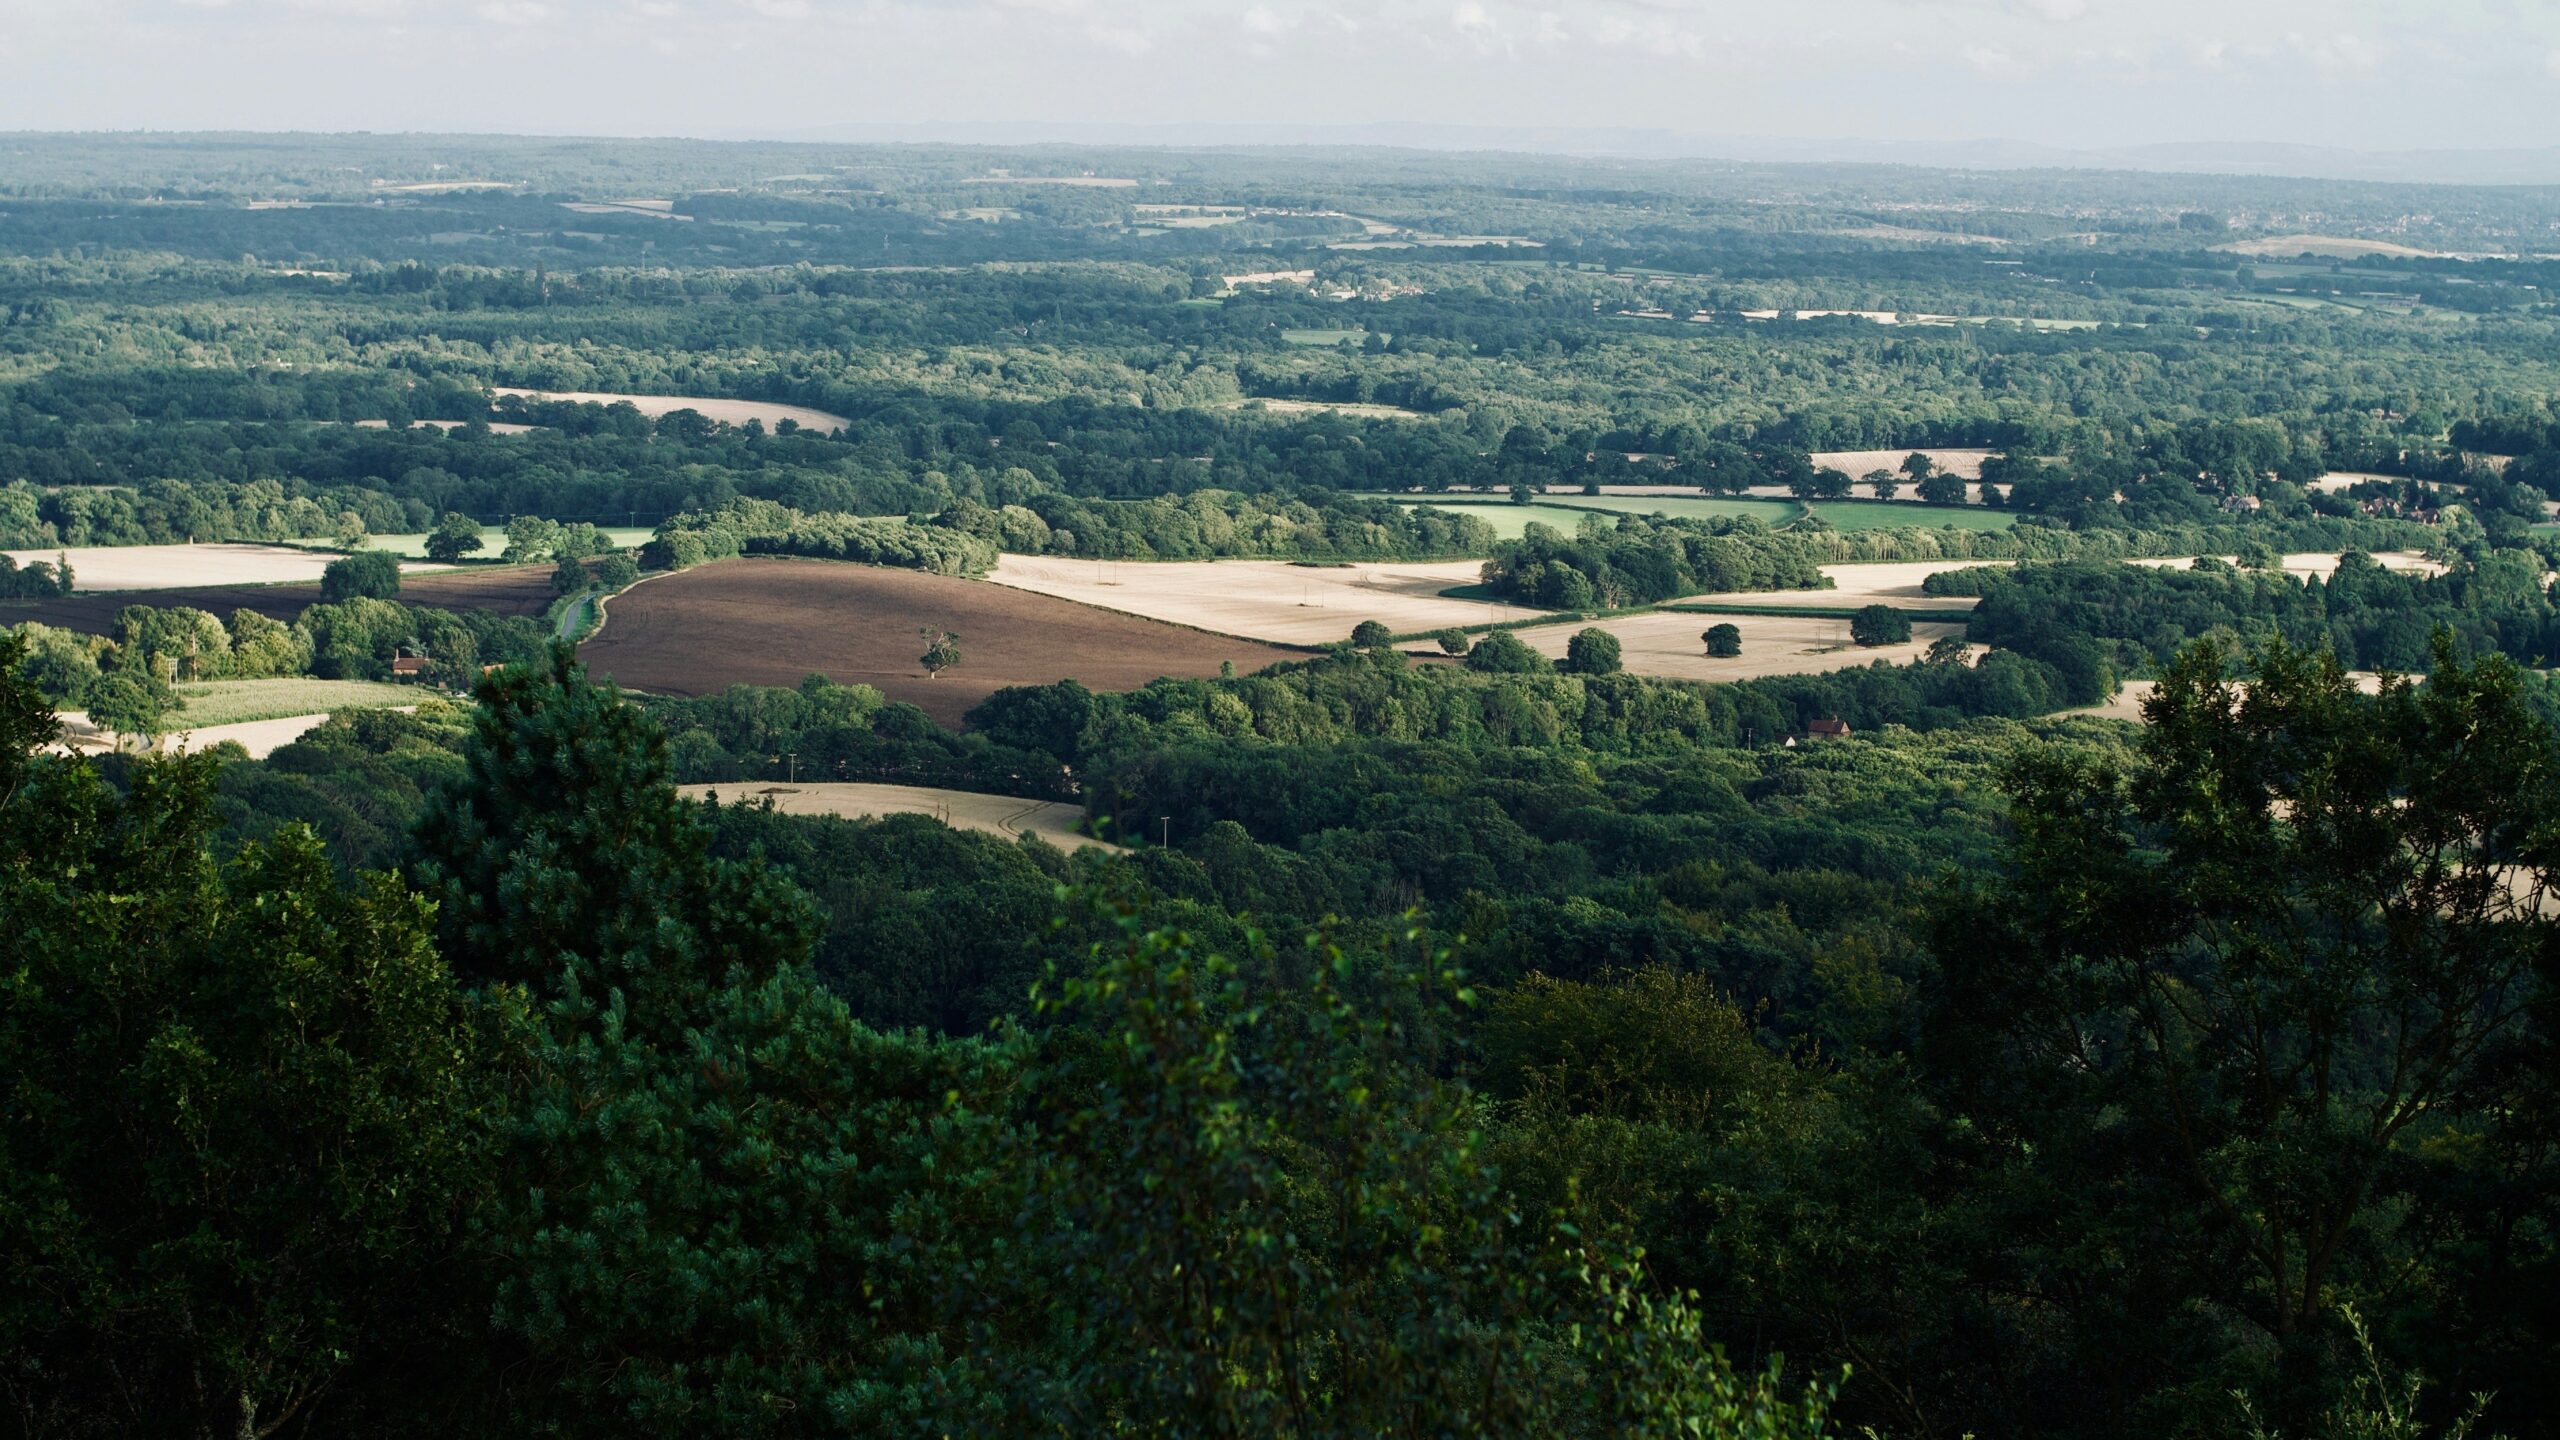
top-left (0, 565), bottom-right (559, 635)
top-left (578, 558), bottom-right (1304, 726)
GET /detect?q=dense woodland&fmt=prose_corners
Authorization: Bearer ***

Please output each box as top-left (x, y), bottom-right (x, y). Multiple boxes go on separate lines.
top-left (8, 136), bottom-right (2560, 1440)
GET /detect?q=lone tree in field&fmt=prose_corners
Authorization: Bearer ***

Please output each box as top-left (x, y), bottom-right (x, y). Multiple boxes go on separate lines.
top-left (321, 551), bottom-right (401, 603)
top-left (1704, 623), bottom-right (1742, 657)
top-left (1865, 468), bottom-right (1902, 501)
top-left (1463, 630), bottom-right (1548, 674)
top-left (1926, 634), bottom-right (1973, 666)
top-left (1434, 627), bottom-right (1471, 657)
top-left (919, 628), bottom-right (962, 678)
top-left (1849, 605), bottom-right (1912, 647)
top-left (1562, 627), bottom-right (1623, 676)
top-left (1350, 620), bottom-right (1394, 651)
top-left (423, 512), bottom-right (485, 565)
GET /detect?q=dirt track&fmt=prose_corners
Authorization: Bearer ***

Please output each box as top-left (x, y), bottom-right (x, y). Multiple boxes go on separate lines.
top-left (579, 558), bottom-right (1302, 726)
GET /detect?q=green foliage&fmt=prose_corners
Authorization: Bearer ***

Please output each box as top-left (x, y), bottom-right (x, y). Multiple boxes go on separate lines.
top-left (1434, 626), bottom-right (1472, 656)
top-left (1848, 605), bottom-right (1912, 646)
top-left (408, 646), bottom-right (817, 1015)
top-left (1020, 902), bottom-right (1836, 1437)
top-left (81, 668), bottom-right (177, 745)
top-left (6, 621), bottom-right (99, 707)
top-left (320, 549), bottom-right (402, 602)
top-left (1933, 639), bottom-right (2560, 1428)
top-left (1968, 552), bottom-right (2560, 676)
top-left (1464, 628), bottom-right (1550, 674)
top-left (1563, 625), bottom-right (1624, 675)
top-left (652, 497), bottom-right (995, 576)
top-left (1705, 622), bottom-right (1743, 656)
top-left (919, 627), bottom-right (962, 677)
top-left (1350, 618), bottom-right (1394, 649)
top-left (423, 511), bottom-right (486, 564)
top-left (0, 747), bottom-right (480, 1440)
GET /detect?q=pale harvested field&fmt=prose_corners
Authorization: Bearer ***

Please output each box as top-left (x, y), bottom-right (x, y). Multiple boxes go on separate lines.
top-left (969, 175), bottom-right (1138, 188)
top-left (2065, 672), bottom-right (2389, 724)
top-left (1683, 559), bottom-right (2012, 611)
top-left (1227, 398), bottom-right (1428, 420)
top-left (2307, 471), bottom-right (2410, 493)
top-left (2129, 551), bottom-right (2444, 580)
top-left (1809, 448), bottom-right (1994, 480)
top-left (1511, 611), bottom-right (1968, 682)
top-left (678, 782), bottom-right (1124, 854)
top-left (350, 418), bottom-right (538, 435)
top-left (5, 542), bottom-right (448, 592)
top-left (2217, 234), bottom-right (2441, 259)
top-left (56, 707), bottom-right (413, 759)
top-left (490, 387), bottom-right (851, 433)
top-left (986, 556), bottom-right (1539, 644)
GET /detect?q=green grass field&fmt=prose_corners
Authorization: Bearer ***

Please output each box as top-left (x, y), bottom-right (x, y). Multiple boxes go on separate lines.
top-left (1281, 328), bottom-right (1373, 346)
top-left (1541, 496), bottom-right (1802, 526)
top-left (174, 678), bottom-right (421, 726)
top-left (1801, 500), bottom-right (2016, 532)
top-left (1397, 501), bottom-right (1632, 540)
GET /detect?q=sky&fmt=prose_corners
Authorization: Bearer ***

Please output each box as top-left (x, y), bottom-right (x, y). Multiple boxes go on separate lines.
top-left (4, 0), bottom-right (2558, 155)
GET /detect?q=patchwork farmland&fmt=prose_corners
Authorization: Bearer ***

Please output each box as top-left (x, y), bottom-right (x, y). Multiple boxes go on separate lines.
top-left (579, 557), bottom-right (1301, 725)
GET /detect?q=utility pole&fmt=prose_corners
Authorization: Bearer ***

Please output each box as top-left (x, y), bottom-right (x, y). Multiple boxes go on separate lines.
top-left (786, 751), bottom-right (797, 784)
top-left (1159, 815), bottom-right (1172, 848)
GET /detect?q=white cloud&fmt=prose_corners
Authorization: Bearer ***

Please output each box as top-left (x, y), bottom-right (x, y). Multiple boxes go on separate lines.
top-left (475, 0), bottom-right (547, 22)
top-left (2289, 30), bottom-right (2384, 76)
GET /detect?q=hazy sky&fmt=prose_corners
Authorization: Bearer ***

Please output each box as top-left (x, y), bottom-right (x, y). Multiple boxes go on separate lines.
top-left (5, 0), bottom-right (2558, 152)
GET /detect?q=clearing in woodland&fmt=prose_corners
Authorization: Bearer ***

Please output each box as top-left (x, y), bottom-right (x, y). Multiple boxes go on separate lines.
top-left (489, 387), bottom-right (851, 433)
top-left (678, 782), bottom-right (1124, 854)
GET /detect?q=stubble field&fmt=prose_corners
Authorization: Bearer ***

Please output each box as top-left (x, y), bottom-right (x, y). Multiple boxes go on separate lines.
top-left (986, 555), bottom-right (1542, 644)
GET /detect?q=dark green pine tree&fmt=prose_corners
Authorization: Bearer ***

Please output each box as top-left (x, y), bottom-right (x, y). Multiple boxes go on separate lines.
top-left (410, 645), bottom-right (818, 1025)
top-left (412, 647), bottom-right (1014, 1435)
top-left (0, 633), bottom-right (484, 1440)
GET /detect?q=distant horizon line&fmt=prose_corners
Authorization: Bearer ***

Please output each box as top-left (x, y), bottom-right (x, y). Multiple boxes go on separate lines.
top-left (13, 122), bottom-right (2560, 187)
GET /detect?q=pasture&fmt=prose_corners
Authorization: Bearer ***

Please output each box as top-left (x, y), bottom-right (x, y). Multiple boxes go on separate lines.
top-left (679, 782), bottom-right (1124, 855)
top-left (1394, 501), bottom-right (1625, 540)
top-left (1800, 500), bottom-right (2016, 532)
top-left (173, 678), bottom-right (420, 726)
top-left (489, 387), bottom-right (851, 433)
top-left (577, 558), bottom-right (1301, 726)
top-left (1539, 496), bottom-right (1803, 526)
top-left (5, 542), bottom-right (448, 592)
top-left (1509, 611), bottom-right (1969, 682)
top-left (986, 555), bottom-right (1540, 645)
